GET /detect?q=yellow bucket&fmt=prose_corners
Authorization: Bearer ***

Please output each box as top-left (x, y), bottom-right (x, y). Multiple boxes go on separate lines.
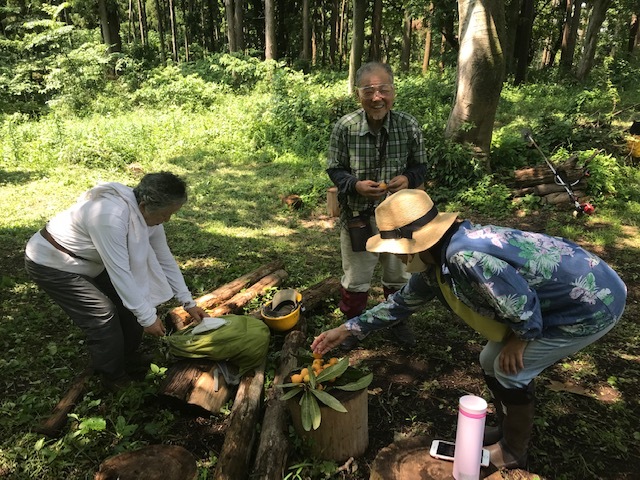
top-left (261, 289), bottom-right (302, 332)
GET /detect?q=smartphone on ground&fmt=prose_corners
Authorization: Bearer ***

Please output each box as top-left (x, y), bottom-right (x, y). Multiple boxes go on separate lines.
top-left (429, 439), bottom-right (490, 468)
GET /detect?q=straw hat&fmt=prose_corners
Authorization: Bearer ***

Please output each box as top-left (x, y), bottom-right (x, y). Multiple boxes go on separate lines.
top-left (366, 190), bottom-right (459, 254)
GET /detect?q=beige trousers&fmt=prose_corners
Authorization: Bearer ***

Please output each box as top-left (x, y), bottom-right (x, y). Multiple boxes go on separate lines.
top-left (339, 215), bottom-right (410, 293)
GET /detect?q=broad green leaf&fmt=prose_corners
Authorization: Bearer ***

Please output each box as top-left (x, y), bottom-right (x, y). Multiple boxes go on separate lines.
top-left (78, 417), bottom-right (106, 432)
top-left (335, 372), bottom-right (373, 391)
top-left (308, 366), bottom-right (317, 389)
top-left (310, 389), bottom-right (347, 413)
top-left (315, 357), bottom-right (349, 383)
top-left (280, 386), bottom-right (304, 401)
top-left (300, 391), bottom-right (321, 431)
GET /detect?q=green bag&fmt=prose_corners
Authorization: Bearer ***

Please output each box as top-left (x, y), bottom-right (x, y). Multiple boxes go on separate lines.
top-left (164, 314), bottom-right (270, 375)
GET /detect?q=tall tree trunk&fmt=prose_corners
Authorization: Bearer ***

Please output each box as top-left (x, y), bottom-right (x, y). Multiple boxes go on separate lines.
top-left (329, 0), bottom-right (338, 65)
top-left (503, 0), bottom-right (520, 76)
top-left (180, 0), bottom-right (190, 60)
top-left (136, 0), bottom-right (148, 45)
top-left (302, 0), bottom-right (310, 60)
top-left (540, 0), bottom-right (563, 68)
top-left (169, 0), bottom-right (179, 60)
top-left (514, 0), bottom-right (534, 85)
top-left (339, 0), bottom-right (349, 69)
top-left (98, 0), bottom-right (122, 53)
top-left (348, 0), bottom-right (366, 94)
top-left (371, 0), bottom-right (382, 61)
top-left (400, 8), bottom-right (411, 72)
top-left (127, 0), bottom-right (136, 43)
top-left (234, 0), bottom-right (244, 51)
top-left (445, 0), bottom-right (506, 171)
top-left (224, 0), bottom-right (237, 51)
top-left (422, 3), bottom-right (434, 73)
top-left (576, 0), bottom-right (611, 80)
top-left (153, 0), bottom-right (167, 63)
top-left (628, 12), bottom-right (639, 54)
top-left (560, 0), bottom-right (582, 72)
top-left (265, 0), bottom-right (276, 59)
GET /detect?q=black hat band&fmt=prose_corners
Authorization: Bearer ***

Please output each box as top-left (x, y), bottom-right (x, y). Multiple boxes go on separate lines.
top-left (379, 207), bottom-right (438, 240)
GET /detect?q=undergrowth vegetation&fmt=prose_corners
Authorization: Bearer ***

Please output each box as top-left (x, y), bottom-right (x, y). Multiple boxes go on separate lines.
top-left (1, 53), bottom-right (640, 479)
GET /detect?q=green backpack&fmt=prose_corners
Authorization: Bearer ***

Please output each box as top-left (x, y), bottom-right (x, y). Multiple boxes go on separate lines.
top-left (164, 314), bottom-right (270, 376)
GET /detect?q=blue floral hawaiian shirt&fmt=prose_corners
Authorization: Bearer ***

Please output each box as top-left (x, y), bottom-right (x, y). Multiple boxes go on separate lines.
top-left (346, 220), bottom-right (627, 341)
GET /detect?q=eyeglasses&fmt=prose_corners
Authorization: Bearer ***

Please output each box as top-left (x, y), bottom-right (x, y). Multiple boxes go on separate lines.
top-left (357, 83), bottom-right (394, 99)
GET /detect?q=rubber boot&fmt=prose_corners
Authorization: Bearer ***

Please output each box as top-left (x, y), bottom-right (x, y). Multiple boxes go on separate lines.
top-left (483, 374), bottom-right (505, 445)
top-left (486, 380), bottom-right (536, 470)
top-left (338, 287), bottom-right (368, 320)
top-left (338, 287), bottom-right (368, 351)
top-left (383, 287), bottom-right (416, 348)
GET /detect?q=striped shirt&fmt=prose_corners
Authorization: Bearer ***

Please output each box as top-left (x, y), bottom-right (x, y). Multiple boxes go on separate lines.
top-left (327, 109), bottom-right (428, 214)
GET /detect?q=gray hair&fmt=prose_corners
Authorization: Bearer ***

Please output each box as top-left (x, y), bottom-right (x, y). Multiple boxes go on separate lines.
top-left (133, 172), bottom-right (187, 211)
top-left (355, 62), bottom-right (394, 87)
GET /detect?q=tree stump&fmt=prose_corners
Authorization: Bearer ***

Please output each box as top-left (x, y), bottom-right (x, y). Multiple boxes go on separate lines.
top-left (94, 444), bottom-right (197, 480)
top-left (288, 387), bottom-right (368, 462)
top-left (158, 359), bottom-right (232, 415)
top-left (369, 436), bottom-right (543, 480)
top-left (327, 186), bottom-right (340, 217)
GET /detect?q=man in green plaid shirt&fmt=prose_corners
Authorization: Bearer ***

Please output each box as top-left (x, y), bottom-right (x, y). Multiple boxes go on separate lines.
top-left (326, 61), bottom-right (428, 350)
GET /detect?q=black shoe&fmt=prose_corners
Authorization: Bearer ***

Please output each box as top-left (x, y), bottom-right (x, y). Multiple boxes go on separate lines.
top-left (124, 352), bottom-right (154, 374)
top-left (388, 321), bottom-right (416, 348)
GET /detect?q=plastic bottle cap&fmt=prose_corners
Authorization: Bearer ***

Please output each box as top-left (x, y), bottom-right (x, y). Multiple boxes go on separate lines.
top-left (459, 395), bottom-right (487, 417)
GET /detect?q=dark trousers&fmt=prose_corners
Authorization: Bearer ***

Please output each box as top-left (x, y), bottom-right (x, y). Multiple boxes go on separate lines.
top-left (24, 256), bottom-right (143, 378)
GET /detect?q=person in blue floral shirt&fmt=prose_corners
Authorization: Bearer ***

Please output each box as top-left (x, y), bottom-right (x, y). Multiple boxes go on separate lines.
top-left (312, 189), bottom-right (626, 470)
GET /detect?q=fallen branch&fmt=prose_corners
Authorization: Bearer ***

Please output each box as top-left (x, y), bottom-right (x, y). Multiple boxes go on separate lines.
top-left (213, 361), bottom-right (266, 480)
top-left (34, 367), bottom-right (93, 437)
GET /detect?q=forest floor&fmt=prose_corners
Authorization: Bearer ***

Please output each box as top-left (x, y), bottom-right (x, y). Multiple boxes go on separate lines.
top-left (163, 210), bottom-right (640, 480)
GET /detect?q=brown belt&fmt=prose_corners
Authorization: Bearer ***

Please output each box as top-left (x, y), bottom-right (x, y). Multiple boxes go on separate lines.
top-left (39, 226), bottom-right (86, 260)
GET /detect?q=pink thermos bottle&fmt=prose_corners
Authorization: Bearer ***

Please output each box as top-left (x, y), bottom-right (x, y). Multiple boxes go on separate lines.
top-left (453, 395), bottom-right (487, 480)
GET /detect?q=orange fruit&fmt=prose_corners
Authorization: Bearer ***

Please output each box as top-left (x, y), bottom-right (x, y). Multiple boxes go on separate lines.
top-left (379, 182), bottom-right (387, 190)
top-left (303, 374), bottom-right (310, 383)
top-left (328, 357), bottom-right (339, 365)
top-left (300, 368), bottom-right (309, 376)
top-left (312, 352), bottom-right (323, 359)
top-left (290, 374), bottom-right (303, 384)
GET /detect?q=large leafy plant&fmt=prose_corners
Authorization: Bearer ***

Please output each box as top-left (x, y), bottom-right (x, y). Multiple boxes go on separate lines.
top-left (278, 354), bottom-right (373, 432)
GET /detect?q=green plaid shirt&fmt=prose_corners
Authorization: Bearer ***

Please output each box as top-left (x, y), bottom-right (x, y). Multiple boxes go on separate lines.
top-left (327, 109), bottom-right (428, 215)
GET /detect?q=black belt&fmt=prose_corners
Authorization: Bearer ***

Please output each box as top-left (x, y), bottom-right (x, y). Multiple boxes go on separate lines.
top-left (39, 227), bottom-right (86, 260)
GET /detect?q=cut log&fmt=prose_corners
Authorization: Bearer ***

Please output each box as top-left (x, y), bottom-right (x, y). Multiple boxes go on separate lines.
top-left (533, 180), bottom-right (586, 196)
top-left (204, 269), bottom-right (288, 317)
top-left (250, 330), bottom-right (307, 480)
top-left (34, 367), bottom-right (93, 437)
top-left (542, 190), bottom-right (586, 206)
top-left (289, 387), bottom-right (369, 462)
top-left (94, 444), bottom-right (197, 480)
top-left (369, 436), bottom-right (544, 480)
top-left (213, 361), bottom-right (266, 480)
top-left (158, 359), bottom-right (232, 415)
top-left (168, 260), bottom-right (284, 329)
top-left (512, 156), bottom-right (581, 188)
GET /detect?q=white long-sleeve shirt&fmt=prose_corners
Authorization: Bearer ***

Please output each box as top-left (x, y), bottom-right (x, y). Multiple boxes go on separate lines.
top-left (25, 186), bottom-right (195, 327)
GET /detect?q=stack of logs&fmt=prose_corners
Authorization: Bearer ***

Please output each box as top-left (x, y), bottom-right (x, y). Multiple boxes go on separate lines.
top-left (159, 259), bottom-right (341, 480)
top-left (510, 155), bottom-right (590, 208)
